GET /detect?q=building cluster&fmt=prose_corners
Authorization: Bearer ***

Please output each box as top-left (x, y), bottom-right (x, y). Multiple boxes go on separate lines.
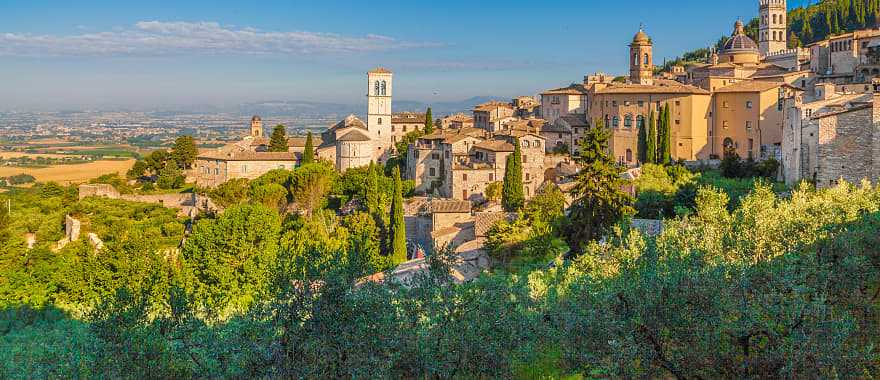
top-left (196, 0), bottom-right (880, 194)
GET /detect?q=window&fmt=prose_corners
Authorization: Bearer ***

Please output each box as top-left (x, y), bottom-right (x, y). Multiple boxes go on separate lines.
top-left (723, 120), bottom-right (729, 129)
top-left (403, 125), bottom-right (407, 132)
top-left (675, 119), bottom-right (680, 125)
top-left (637, 115), bottom-right (645, 129)
top-left (431, 153), bottom-right (440, 160)
top-left (463, 174), bottom-right (468, 181)
top-left (534, 140), bottom-right (541, 148)
top-left (374, 81), bottom-right (380, 95)
top-left (626, 149), bottom-right (633, 162)
top-left (445, 151), bottom-right (450, 159)
top-left (523, 155), bottom-right (528, 163)
top-left (380, 81), bottom-right (387, 95)
top-left (523, 140), bottom-right (531, 148)
top-left (378, 118), bottom-right (383, 125)
top-left (612, 116), bottom-right (620, 128)
top-left (624, 115), bottom-right (633, 129)
top-left (391, 125), bottom-right (395, 132)
top-left (746, 101), bottom-right (753, 109)
top-left (643, 53), bottom-right (649, 65)
top-left (748, 138), bottom-right (754, 159)
top-left (429, 168), bottom-right (436, 177)
top-left (489, 173), bottom-right (494, 181)
top-left (675, 100), bottom-right (680, 106)
top-left (612, 101), bottom-right (618, 107)
top-left (242, 165), bottom-right (248, 174)
top-left (638, 101), bottom-right (645, 107)
top-left (746, 121), bottom-right (753, 131)
top-left (723, 101), bottom-right (730, 108)
top-left (525, 173), bottom-right (530, 181)
top-left (624, 101), bottom-right (631, 106)
top-left (551, 96), bottom-right (560, 105)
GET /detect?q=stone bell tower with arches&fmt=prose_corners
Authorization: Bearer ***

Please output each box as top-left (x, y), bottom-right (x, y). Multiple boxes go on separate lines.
top-left (367, 67), bottom-right (393, 160)
top-left (759, 0), bottom-right (787, 56)
top-left (630, 26), bottom-right (654, 86)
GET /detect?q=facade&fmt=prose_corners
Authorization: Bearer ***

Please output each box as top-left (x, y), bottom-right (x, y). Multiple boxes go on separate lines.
top-left (391, 112), bottom-right (426, 140)
top-left (367, 68), bottom-right (394, 161)
top-left (540, 84), bottom-right (590, 123)
top-left (195, 149), bottom-right (297, 188)
top-left (440, 113), bottom-right (475, 129)
top-left (712, 81), bottom-right (800, 160)
top-left (808, 29), bottom-right (880, 83)
top-left (630, 28), bottom-right (654, 85)
top-left (473, 101), bottom-right (516, 132)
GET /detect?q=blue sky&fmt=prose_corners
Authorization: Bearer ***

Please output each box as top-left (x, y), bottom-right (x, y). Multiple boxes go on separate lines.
top-left (0, 1), bottom-right (777, 110)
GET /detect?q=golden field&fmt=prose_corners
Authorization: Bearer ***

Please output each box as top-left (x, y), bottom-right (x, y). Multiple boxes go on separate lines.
top-left (0, 159), bottom-right (136, 184)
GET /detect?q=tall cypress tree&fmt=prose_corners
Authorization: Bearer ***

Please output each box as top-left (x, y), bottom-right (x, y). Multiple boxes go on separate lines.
top-left (424, 107), bottom-right (434, 134)
top-left (502, 138), bottom-right (525, 212)
top-left (637, 116), bottom-right (648, 164)
top-left (301, 132), bottom-right (315, 165)
top-left (658, 104), bottom-right (672, 165)
top-left (269, 125), bottom-right (288, 152)
top-left (389, 166), bottom-right (407, 265)
top-left (365, 162), bottom-right (380, 216)
top-left (646, 110), bottom-right (657, 164)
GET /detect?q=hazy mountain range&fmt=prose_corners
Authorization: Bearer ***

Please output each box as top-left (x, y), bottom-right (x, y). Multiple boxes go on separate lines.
top-left (236, 96), bottom-right (510, 118)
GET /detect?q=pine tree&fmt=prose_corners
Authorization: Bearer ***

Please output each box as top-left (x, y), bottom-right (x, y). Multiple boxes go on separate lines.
top-left (565, 120), bottom-right (635, 254)
top-left (171, 135), bottom-right (198, 169)
top-left (389, 166), bottom-right (407, 265)
top-left (646, 110), bottom-right (657, 164)
top-left (424, 107), bottom-right (434, 134)
top-left (269, 125), bottom-right (288, 152)
top-left (301, 132), bottom-right (315, 165)
top-left (502, 138), bottom-right (525, 212)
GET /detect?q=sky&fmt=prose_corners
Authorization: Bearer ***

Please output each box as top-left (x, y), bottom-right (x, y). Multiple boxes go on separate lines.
top-left (0, 0), bottom-right (782, 111)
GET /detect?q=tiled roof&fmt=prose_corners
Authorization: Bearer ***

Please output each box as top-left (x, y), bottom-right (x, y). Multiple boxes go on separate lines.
top-left (426, 199), bottom-right (472, 214)
top-left (811, 104), bottom-right (872, 120)
top-left (369, 67), bottom-right (393, 74)
top-left (542, 83), bottom-right (590, 95)
top-left (713, 80), bottom-right (793, 93)
top-left (558, 114), bottom-right (589, 127)
top-left (474, 101), bottom-right (514, 112)
top-left (337, 129), bottom-right (372, 142)
top-left (198, 150), bottom-right (298, 162)
top-left (474, 212), bottom-right (515, 237)
top-left (594, 79), bottom-right (710, 95)
top-left (288, 135), bottom-right (324, 147)
top-left (392, 112), bottom-right (426, 123)
top-left (473, 139), bottom-right (515, 152)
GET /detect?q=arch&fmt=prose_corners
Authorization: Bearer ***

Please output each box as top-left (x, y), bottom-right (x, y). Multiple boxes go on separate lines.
top-left (626, 149), bottom-right (633, 163)
top-left (643, 53), bottom-right (650, 66)
top-left (624, 114), bottom-right (633, 129)
top-left (380, 81), bottom-right (387, 95)
top-left (873, 68), bottom-right (880, 76)
top-left (378, 117), bottom-right (383, 125)
top-left (723, 137), bottom-right (735, 156)
top-left (772, 14), bottom-right (777, 25)
top-left (612, 116), bottom-right (620, 128)
top-left (374, 81), bottom-right (380, 96)
top-left (604, 115), bottom-right (610, 127)
top-left (523, 140), bottom-right (531, 148)
top-left (633, 53), bottom-right (638, 66)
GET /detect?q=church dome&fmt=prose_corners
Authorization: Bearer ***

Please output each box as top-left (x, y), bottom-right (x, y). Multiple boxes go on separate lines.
top-left (632, 29), bottom-right (650, 44)
top-left (722, 20), bottom-right (758, 53)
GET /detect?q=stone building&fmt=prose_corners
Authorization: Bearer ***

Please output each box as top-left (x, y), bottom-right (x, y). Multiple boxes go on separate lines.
top-left (758, 0), bottom-right (787, 56)
top-left (781, 80), bottom-right (879, 187)
top-left (712, 81), bottom-right (800, 160)
top-left (473, 101), bottom-right (516, 132)
top-left (391, 112), bottom-right (427, 138)
top-left (808, 29), bottom-right (880, 84)
top-left (553, 114), bottom-right (589, 155)
top-left (440, 113), bottom-right (474, 129)
top-left (540, 83), bottom-right (590, 124)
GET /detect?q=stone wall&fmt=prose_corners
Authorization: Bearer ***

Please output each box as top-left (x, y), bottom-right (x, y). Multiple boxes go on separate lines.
top-left (816, 106), bottom-right (877, 187)
top-left (78, 184), bottom-right (120, 200)
top-left (65, 215), bottom-right (81, 242)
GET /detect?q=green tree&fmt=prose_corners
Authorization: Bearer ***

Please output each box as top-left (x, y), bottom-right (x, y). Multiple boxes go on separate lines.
top-left (485, 181), bottom-right (503, 203)
top-left (171, 136), bottom-right (198, 169)
top-left (127, 160), bottom-right (148, 179)
top-left (269, 125), bottom-right (289, 152)
top-left (209, 178), bottom-right (251, 208)
top-left (156, 162), bottom-right (185, 190)
top-left (502, 139), bottom-right (525, 212)
top-left (291, 162), bottom-right (336, 217)
top-left (365, 162), bottom-right (381, 216)
top-left (657, 104), bottom-right (672, 165)
top-left (637, 115), bottom-right (648, 164)
top-left (144, 150), bottom-right (171, 175)
top-left (646, 110), bottom-right (657, 164)
top-left (389, 166), bottom-right (407, 265)
top-left (565, 120), bottom-right (634, 253)
top-left (424, 107), bottom-right (434, 134)
top-left (301, 132), bottom-right (315, 165)
top-left (183, 203), bottom-right (281, 315)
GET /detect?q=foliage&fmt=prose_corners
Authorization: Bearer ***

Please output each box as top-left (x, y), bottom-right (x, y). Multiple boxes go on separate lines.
top-left (566, 122), bottom-right (635, 253)
top-left (208, 178), bottom-right (250, 208)
top-left (485, 181), bottom-right (503, 202)
top-left (182, 204), bottom-right (281, 316)
top-left (502, 139), bottom-right (525, 212)
top-left (389, 166), bottom-right (407, 265)
top-left (391, 129), bottom-right (425, 174)
top-left (291, 162), bottom-right (336, 216)
top-left (634, 163), bottom-right (699, 218)
top-left (269, 125), bottom-right (289, 153)
top-left (424, 107), bottom-right (434, 134)
top-left (171, 135), bottom-right (198, 169)
top-left (551, 142), bottom-right (571, 155)
top-left (126, 160), bottom-right (148, 179)
top-left (721, 153), bottom-right (780, 180)
top-left (90, 173), bottom-right (134, 194)
top-left (657, 104), bottom-right (671, 164)
top-left (4, 174), bottom-right (36, 186)
top-left (301, 132), bottom-right (315, 165)
top-left (646, 110), bottom-right (657, 164)
top-left (156, 162), bottom-right (185, 190)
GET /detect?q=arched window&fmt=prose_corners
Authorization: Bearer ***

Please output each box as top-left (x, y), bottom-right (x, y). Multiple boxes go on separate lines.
top-left (612, 116), bottom-right (620, 128)
top-left (523, 140), bottom-right (531, 148)
top-left (624, 115), bottom-right (633, 129)
top-left (626, 149), bottom-right (633, 163)
top-left (605, 115), bottom-right (610, 127)
top-left (633, 53), bottom-right (638, 66)
top-left (378, 118), bottom-right (383, 125)
top-left (636, 115), bottom-right (645, 129)
top-left (643, 53), bottom-right (649, 65)
top-left (380, 81), bottom-right (387, 95)
top-left (374, 81), bottom-right (380, 95)
top-left (772, 14), bottom-right (777, 24)
top-left (723, 137), bottom-right (735, 156)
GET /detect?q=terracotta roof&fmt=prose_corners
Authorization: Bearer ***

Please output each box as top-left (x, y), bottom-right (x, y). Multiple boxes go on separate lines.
top-left (474, 101), bottom-right (514, 112)
top-left (251, 115), bottom-right (261, 121)
top-left (632, 29), bottom-right (651, 44)
top-left (811, 104), bottom-right (872, 120)
top-left (198, 151), bottom-right (298, 162)
top-left (713, 80), bottom-right (794, 93)
top-left (443, 113), bottom-right (474, 123)
top-left (392, 112), bottom-right (426, 123)
top-left (288, 135), bottom-right (324, 147)
top-left (474, 212), bottom-right (515, 237)
top-left (473, 139), bottom-right (515, 152)
top-left (594, 79), bottom-right (710, 95)
top-left (337, 129), bottom-right (372, 142)
top-left (369, 67), bottom-right (393, 74)
top-left (722, 20), bottom-right (758, 53)
top-left (426, 199), bottom-right (472, 214)
top-left (542, 84), bottom-right (590, 95)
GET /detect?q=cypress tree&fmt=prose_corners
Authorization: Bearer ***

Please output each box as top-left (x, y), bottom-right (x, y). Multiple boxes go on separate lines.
top-left (637, 116), bottom-right (648, 164)
top-left (502, 138), bottom-right (525, 212)
top-left (269, 125), bottom-right (288, 152)
top-left (301, 132), bottom-right (315, 165)
top-left (424, 107), bottom-right (434, 134)
top-left (365, 162), bottom-right (380, 216)
top-left (646, 110), bottom-right (657, 164)
top-left (658, 104), bottom-right (672, 164)
top-left (389, 166), bottom-right (407, 265)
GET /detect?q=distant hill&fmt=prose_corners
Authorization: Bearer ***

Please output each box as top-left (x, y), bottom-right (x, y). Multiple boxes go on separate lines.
top-left (238, 96), bottom-right (510, 119)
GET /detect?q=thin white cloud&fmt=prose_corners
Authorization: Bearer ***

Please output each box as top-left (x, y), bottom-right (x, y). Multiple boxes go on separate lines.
top-left (0, 21), bottom-right (442, 57)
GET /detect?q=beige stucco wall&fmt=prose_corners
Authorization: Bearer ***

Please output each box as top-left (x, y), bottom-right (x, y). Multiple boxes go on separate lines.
top-left (712, 89), bottom-right (784, 159)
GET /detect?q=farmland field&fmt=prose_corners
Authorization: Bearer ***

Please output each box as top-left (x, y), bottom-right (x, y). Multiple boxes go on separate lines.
top-left (0, 159), bottom-right (135, 184)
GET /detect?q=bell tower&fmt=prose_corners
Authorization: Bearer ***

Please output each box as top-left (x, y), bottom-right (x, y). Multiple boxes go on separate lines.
top-left (630, 27), bottom-right (654, 85)
top-left (367, 68), bottom-right (393, 140)
top-left (250, 115), bottom-right (263, 138)
top-left (759, 0), bottom-right (787, 56)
